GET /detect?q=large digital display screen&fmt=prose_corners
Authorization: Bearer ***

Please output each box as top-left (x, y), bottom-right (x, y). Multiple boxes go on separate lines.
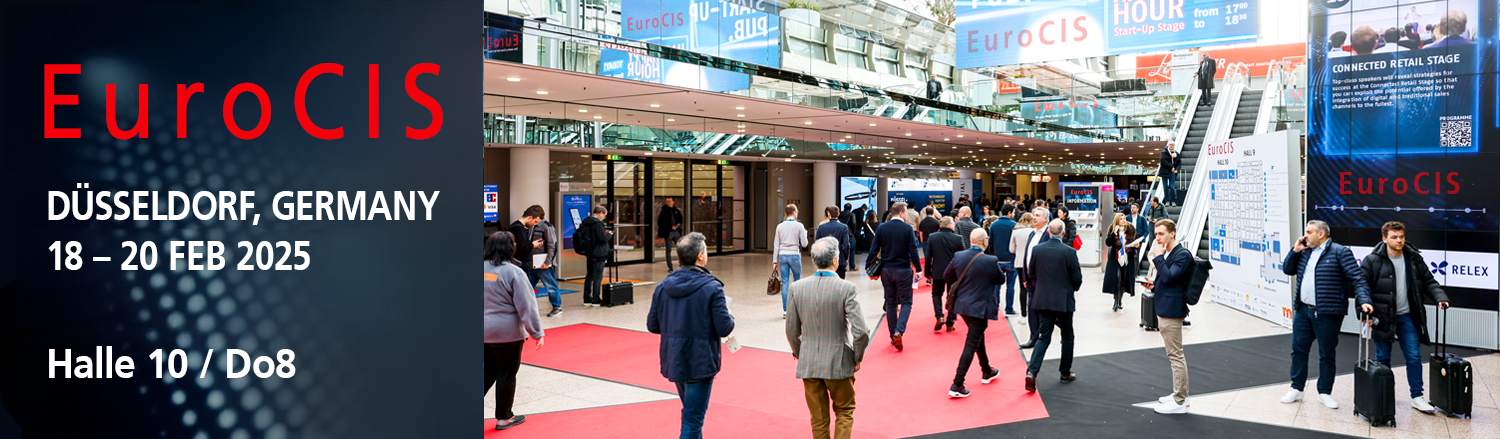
top-left (888, 179), bottom-right (953, 216)
top-left (1306, 0), bottom-right (1499, 313)
top-left (840, 177), bottom-right (877, 214)
top-left (600, 0), bottom-right (781, 92)
top-left (955, 0), bottom-right (1259, 69)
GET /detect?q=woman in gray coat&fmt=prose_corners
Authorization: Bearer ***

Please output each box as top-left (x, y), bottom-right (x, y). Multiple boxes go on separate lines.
top-left (484, 231), bottom-right (545, 430)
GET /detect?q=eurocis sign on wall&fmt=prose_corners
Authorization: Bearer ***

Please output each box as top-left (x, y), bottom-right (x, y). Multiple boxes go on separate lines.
top-left (954, 0), bottom-right (1259, 69)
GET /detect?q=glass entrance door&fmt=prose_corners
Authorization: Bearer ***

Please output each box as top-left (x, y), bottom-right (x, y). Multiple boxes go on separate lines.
top-left (592, 157), bottom-right (648, 264)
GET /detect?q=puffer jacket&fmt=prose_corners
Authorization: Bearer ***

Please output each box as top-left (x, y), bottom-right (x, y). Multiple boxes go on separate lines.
top-left (579, 215), bottom-right (612, 259)
top-left (1360, 243), bottom-right (1448, 343)
top-left (1282, 241), bottom-right (1372, 315)
top-left (646, 265), bottom-right (735, 382)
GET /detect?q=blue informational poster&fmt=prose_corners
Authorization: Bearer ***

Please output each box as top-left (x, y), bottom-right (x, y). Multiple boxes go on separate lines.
top-left (1307, 0), bottom-right (1500, 312)
top-left (955, 0), bottom-right (1258, 69)
top-left (888, 179), bottom-right (953, 216)
top-left (561, 194), bottom-right (592, 248)
top-left (1116, 189), bottom-right (1129, 201)
top-left (483, 185), bottom-right (499, 222)
top-left (840, 177), bottom-right (877, 213)
top-left (601, 0), bottom-right (780, 92)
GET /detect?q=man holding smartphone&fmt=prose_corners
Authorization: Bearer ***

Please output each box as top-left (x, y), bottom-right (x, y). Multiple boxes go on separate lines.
top-left (1142, 219), bottom-right (1193, 414)
top-left (1279, 220), bottom-right (1372, 409)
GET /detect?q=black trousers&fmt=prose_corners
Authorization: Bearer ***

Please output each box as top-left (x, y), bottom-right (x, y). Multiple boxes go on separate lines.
top-left (484, 341), bottom-right (525, 420)
top-left (1018, 267), bottom-right (1039, 340)
top-left (584, 257), bottom-right (607, 303)
top-left (931, 278), bottom-right (956, 325)
top-left (954, 315), bottom-right (992, 385)
top-left (1027, 310), bottom-right (1075, 376)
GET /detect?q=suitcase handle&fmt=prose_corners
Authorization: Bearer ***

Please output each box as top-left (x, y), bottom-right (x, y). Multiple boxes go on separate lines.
top-left (1358, 313), bottom-right (1372, 365)
top-left (1435, 307), bottom-right (1447, 356)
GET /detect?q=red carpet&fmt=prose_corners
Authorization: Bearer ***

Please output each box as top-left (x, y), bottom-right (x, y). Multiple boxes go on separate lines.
top-left (505, 275), bottom-right (1047, 438)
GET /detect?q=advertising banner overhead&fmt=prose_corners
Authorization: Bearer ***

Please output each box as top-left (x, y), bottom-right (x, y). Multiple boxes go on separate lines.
top-left (601, 0), bottom-right (781, 92)
top-left (955, 0), bottom-right (1259, 69)
top-left (888, 179), bottom-right (952, 215)
top-left (1020, 98), bottom-right (1119, 143)
top-left (1135, 42), bottom-right (1305, 83)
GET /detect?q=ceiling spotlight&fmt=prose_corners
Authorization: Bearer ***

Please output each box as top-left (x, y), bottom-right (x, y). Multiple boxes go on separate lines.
top-left (667, 118), bottom-right (676, 122)
top-left (735, 106), bottom-right (745, 110)
top-left (805, 121), bottom-right (813, 125)
top-left (957, 135), bottom-right (964, 138)
top-left (579, 109), bottom-right (588, 113)
top-left (593, 116), bottom-right (602, 119)
top-left (944, 138), bottom-right (950, 141)
top-left (506, 77), bottom-right (521, 82)
top-left (869, 123), bottom-right (877, 126)
top-left (644, 152), bottom-right (654, 155)
top-left (905, 133), bottom-right (912, 136)
top-left (536, 90), bottom-right (549, 95)
top-left (886, 140), bottom-right (893, 143)
top-left (976, 142), bottom-right (982, 144)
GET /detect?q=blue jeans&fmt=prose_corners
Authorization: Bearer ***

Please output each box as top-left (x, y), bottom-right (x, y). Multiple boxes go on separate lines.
top-left (881, 267), bottom-right (914, 336)
top-left (1290, 303), bottom-right (1345, 394)
top-left (1000, 263), bottom-right (1017, 314)
top-left (1163, 173), bottom-right (1178, 204)
top-left (537, 266), bottom-right (562, 309)
top-left (675, 378), bottom-right (714, 439)
top-left (1374, 313), bottom-right (1425, 398)
top-left (779, 255), bottom-right (802, 310)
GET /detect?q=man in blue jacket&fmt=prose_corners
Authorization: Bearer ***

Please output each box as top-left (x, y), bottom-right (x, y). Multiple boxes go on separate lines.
top-left (1279, 220), bottom-right (1372, 409)
top-left (944, 229), bottom-right (1005, 398)
top-left (1144, 219), bottom-right (1194, 414)
top-left (816, 206), bottom-right (856, 278)
top-left (867, 202), bottom-right (922, 351)
top-left (987, 204), bottom-right (1019, 315)
top-left (647, 232), bottom-right (736, 439)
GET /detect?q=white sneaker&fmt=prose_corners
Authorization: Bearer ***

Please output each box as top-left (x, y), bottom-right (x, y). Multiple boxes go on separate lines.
top-left (1412, 396), bottom-right (1435, 413)
top-left (1317, 393), bottom-right (1339, 409)
top-left (1280, 389), bottom-right (1305, 404)
top-left (1154, 400), bottom-right (1188, 414)
top-left (1159, 395), bottom-right (1190, 406)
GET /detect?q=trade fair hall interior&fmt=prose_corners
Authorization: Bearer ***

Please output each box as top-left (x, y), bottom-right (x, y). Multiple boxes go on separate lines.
top-left (479, 0), bottom-right (1499, 437)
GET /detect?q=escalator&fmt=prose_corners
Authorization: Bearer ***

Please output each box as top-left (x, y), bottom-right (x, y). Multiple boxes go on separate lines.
top-left (1163, 91), bottom-right (1216, 230)
top-left (1228, 90), bottom-right (1263, 139)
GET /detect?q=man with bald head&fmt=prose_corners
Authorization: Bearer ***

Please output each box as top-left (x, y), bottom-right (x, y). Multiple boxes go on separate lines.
top-left (1023, 219), bottom-right (1083, 393)
top-left (954, 206), bottom-right (981, 245)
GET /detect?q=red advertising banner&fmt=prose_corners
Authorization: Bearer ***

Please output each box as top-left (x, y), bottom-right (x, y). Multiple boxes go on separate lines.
top-left (1135, 43), bottom-right (1305, 83)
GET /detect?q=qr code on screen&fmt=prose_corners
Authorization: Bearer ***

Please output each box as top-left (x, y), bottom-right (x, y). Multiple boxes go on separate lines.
top-left (1440, 120), bottom-right (1472, 147)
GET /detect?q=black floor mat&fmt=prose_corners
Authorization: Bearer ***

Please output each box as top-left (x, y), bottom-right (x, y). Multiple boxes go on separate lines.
top-left (911, 332), bottom-right (1488, 438)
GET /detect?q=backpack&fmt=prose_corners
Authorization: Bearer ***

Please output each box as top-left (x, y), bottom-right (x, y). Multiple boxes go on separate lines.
top-left (573, 225), bottom-right (593, 256)
top-left (1184, 249), bottom-right (1213, 306)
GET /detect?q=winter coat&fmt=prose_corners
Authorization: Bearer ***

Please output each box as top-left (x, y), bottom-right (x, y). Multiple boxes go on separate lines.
top-left (646, 266), bottom-right (735, 382)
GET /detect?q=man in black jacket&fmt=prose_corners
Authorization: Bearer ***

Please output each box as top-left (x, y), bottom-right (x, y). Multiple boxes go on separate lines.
top-left (1360, 221), bottom-right (1450, 414)
top-left (1195, 50), bottom-right (1217, 106)
top-left (943, 228), bottom-right (1004, 398)
top-left (1024, 219), bottom-right (1083, 392)
top-left (658, 198), bottom-right (684, 272)
top-left (867, 202), bottom-right (922, 351)
top-left (926, 218), bottom-right (967, 332)
top-left (1159, 143), bottom-right (1179, 207)
top-left (509, 207), bottom-right (545, 285)
top-left (815, 206), bottom-right (856, 279)
top-left (579, 205), bottom-right (614, 306)
top-left (919, 207), bottom-right (941, 282)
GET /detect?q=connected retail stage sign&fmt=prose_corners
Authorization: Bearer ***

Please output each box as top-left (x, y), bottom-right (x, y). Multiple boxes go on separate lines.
top-left (601, 0), bottom-right (781, 92)
top-left (1200, 131), bottom-right (1301, 328)
top-left (955, 0), bottom-right (1259, 69)
top-left (1308, 0), bottom-right (1499, 348)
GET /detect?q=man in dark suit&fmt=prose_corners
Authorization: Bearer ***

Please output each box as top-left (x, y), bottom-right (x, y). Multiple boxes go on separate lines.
top-left (926, 218), bottom-right (967, 332)
top-left (816, 206), bottom-right (856, 279)
top-left (918, 207), bottom-right (941, 281)
top-left (658, 198), bottom-right (684, 272)
top-left (1278, 220), bottom-right (1372, 409)
top-left (1159, 143), bottom-right (1179, 207)
top-left (867, 202), bottom-right (922, 351)
top-left (1144, 219), bottom-right (1194, 414)
top-left (1195, 50), bottom-right (1217, 106)
top-left (943, 228), bottom-right (1005, 398)
top-left (1024, 219), bottom-right (1083, 393)
top-left (987, 204), bottom-right (1019, 315)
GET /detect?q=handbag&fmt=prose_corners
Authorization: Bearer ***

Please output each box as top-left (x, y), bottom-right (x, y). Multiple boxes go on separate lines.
top-left (766, 263), bottom-right (782, 295)
top-left (865, 252), bottom-right (883, 278)
top-left (1071, 235), bottom-right (1083, 250)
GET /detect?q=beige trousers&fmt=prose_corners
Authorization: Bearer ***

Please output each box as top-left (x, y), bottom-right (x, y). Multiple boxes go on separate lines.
top-left (1159, 317), bottom-right (1189, 404)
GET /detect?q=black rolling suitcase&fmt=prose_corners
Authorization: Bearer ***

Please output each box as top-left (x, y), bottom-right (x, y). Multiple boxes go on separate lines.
top-left (1429, 308), bottom-right (1473, 418)
top-left (1354, 318), bottom-right (1397, 427)
top-left (1140, 292), bottom-right (1158, 331)
top-left (602, 250), bottom-right (634, 307)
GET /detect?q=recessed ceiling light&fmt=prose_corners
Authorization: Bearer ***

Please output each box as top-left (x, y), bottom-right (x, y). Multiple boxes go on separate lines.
top-left (944, 138), bottom-right (950, 141)
top-left (805, 121), bottom-right (813, 125)
top-left (886, 140), bottom-right (892, 143)
top-left (905, 133), bottom-right (912, 136)
top-left (506, 77), bottom-right (521, 82)
top-left (644, 152), bottom-right (654, 155)
top-left (735, 106), bottom-right (745, 110)
top-left (579, 109), bottom-right (588, 113)
top-left (869, 123), bottom-right (877, 126)
top-left (737, 114), bottom-right (746, 117)
top-left (976, 142), bottom-right (982, 144)
top-left (650, 104), bottom-right (661, 108)
top-left (593, 116), bottom-right (602, 119)
top-left (667, 118), bottom-right (675, 122)
top-left (957, 135), bottom-right (963, 138)
top-left (536, 90), bottom-right (549, 95)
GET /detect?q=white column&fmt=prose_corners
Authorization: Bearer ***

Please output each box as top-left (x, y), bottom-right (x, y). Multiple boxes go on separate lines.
top-left (813, 161), bottom-right (837, 213)
top-left (510, 147), bottom-right (550, 220)
top-left (958, 169), bottom-right (976, 179)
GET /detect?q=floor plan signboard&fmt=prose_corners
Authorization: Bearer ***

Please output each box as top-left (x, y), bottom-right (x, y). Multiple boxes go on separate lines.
top-left (1202, 130), bottom-right (1302, 327)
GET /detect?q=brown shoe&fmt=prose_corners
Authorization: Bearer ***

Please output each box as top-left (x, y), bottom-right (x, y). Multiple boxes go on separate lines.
top-left (1025, 373), bottom-right (1036, 393)
top-left (1060, 373), bottom-right (1077, 382)
top-left (945, 325), bottom-right (956, 332)
top-left (892, 334), bottom-right (904, 351)
top-left (935, 321), bottom-right (944, 331)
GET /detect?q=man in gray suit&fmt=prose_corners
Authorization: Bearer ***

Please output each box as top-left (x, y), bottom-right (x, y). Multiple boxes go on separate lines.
top-left (788, 237), bottom-right (871, 439)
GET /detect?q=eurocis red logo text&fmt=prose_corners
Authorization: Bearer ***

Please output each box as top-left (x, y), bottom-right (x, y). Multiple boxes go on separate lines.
top-left (965, 15), bottom-right (1089, 53)
top-left (1338, 172), bottom-right (1461, 195)
top-left (487, 33), bottom-right (520, 50)
top-left (1204, 140), bottom-right (1234, 156)
top-left (43, 63), bottom-right (444, 141)
top-left (1032, 99), bottom-right (1098, 112)
top-left (625, 13), bottom-right (685, 32)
